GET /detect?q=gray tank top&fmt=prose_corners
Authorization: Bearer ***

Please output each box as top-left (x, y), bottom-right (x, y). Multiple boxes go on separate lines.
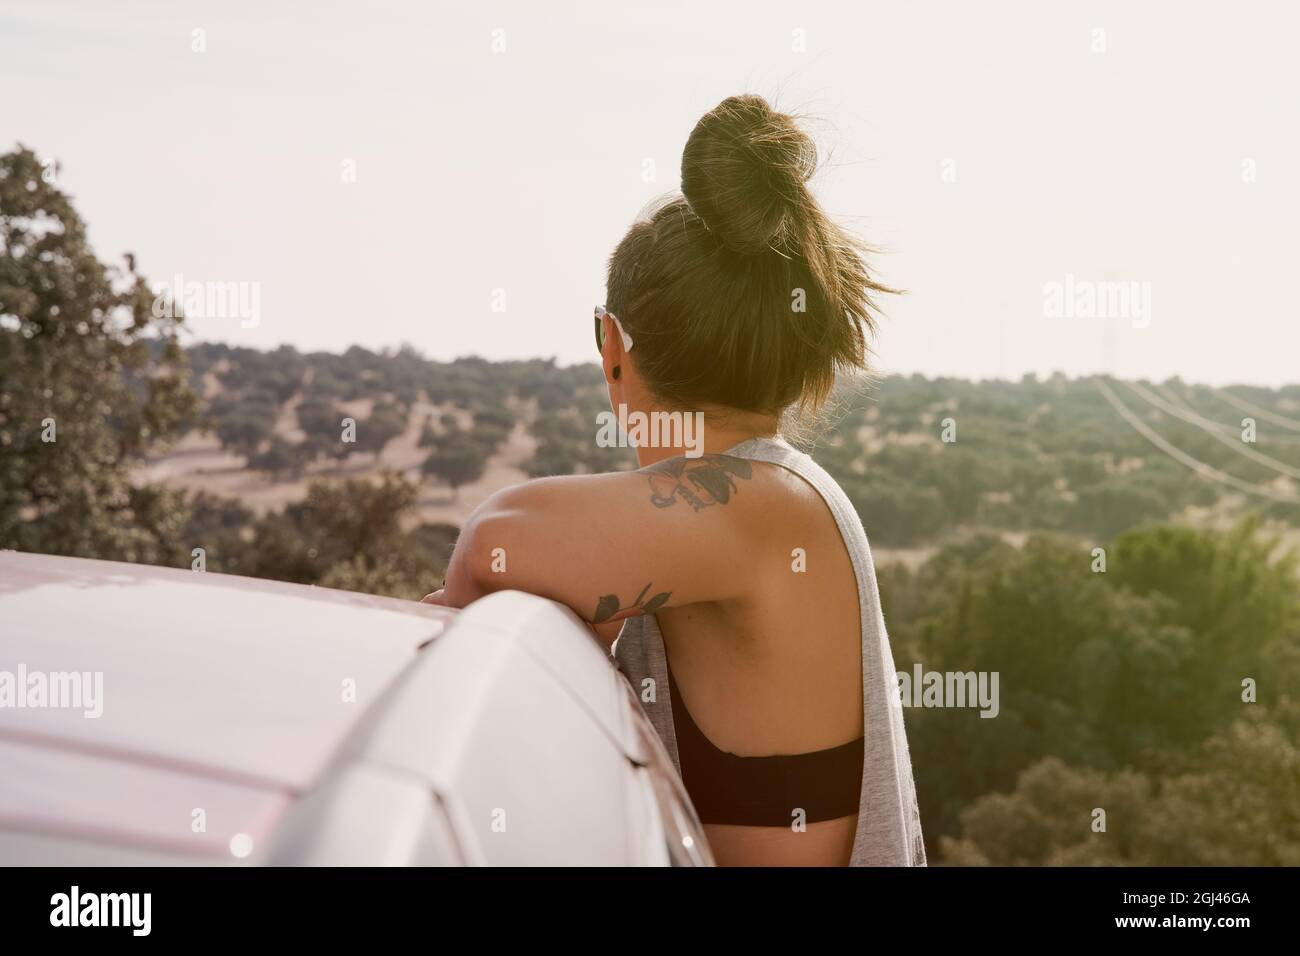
top-left (614, 434), bottom-right (926, 866)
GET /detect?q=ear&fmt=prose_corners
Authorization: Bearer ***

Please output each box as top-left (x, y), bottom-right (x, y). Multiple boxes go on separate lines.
top-left (600, 313), bottom-right (626, 386)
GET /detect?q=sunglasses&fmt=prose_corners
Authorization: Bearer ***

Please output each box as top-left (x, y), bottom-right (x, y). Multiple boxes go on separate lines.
top-left (593, 306), bottom-right (635, 354)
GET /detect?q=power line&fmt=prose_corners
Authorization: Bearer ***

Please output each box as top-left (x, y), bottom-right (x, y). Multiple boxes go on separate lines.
top-left (1212, 387), bottom-right (1300, 434)
top-left (1122, 380), bottom-right (1300, 482)
top-left (1094, 378), bottom-right (1300, 504)
top-left (1158, 383), bottom-right (1300, 444)
top-left (1152, 384), bottom-right (1236, 436)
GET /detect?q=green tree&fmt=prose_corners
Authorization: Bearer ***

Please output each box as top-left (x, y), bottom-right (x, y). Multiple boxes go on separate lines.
top-left (209, 395), bottom-right (274, 458)
top-left (942, 715), bottom-right (1300, 866)
top-left (355, 399), bottom-right (407, 458)
top-left (0, 145), bottom-right (195, 559)
top-left (422, 428), bottom-right (488, 498)
top-left (235, 472), bottom-right (446, 598)
top-left (296, 395), bottom-right (345, 462)
top-left (247, 435), bottom-right (313, 479)
top-left (886, 518), bottom-right (1300, 863)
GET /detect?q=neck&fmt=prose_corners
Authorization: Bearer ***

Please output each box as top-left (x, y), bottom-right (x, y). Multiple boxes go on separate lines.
top-left (632, 405), bottom-right (779, 468)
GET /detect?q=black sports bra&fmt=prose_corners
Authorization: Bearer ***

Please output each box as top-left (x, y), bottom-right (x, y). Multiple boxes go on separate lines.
top-left (665, 656), bottom-right (864, 827)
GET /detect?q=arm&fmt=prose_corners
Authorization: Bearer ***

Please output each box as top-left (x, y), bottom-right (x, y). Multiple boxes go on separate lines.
top-left (430, 454), bottom-right (758, 642)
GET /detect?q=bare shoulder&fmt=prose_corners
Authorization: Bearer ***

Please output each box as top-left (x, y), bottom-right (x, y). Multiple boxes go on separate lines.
top-left (450, 451), bottom-right (825, 618)
top-left (482, 452), bottom-right (817, 551)
top-left (466, 457), bottom-right (765, 566)
top-left (495, 452), bottom-right (786, 515)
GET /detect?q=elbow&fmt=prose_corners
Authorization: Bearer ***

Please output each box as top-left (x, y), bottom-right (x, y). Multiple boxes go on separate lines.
top-left (446, 490), bottom-right (526, 604)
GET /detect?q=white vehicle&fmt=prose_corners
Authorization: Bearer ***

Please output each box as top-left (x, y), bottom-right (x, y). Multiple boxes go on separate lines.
top-left (0, 552), bottom-right (712, 866)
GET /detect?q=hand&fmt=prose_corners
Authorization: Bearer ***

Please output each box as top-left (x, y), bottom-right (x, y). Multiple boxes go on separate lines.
top-left (421, 589), bottom-right (447, 606)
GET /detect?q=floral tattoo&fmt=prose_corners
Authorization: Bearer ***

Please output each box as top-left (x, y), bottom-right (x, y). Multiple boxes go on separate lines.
top-left (592, 582), bottom-right (672, 624)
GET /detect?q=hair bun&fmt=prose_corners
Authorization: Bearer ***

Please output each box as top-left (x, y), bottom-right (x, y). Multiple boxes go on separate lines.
top-left (680, 95), bottom-right (816, 255)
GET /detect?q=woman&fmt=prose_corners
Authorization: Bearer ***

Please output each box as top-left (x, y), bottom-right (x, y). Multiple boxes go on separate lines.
top-left (425, 95), bottom-right (925, 867)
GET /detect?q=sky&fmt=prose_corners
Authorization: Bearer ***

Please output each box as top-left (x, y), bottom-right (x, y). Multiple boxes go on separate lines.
top-left (3, 0), bottom-right (1298, 386)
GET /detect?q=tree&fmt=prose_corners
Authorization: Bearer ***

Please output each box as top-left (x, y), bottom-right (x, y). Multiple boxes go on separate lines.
top-left (884, 518), bottom-right (1300, 863)
top-left (941, 715), bottom-right (1300, 866)
top-left (469, 402), bottom-right (515, 454)
top-left (296, 395), bottom-right (345, 462)
top-left (422, 428), bottom-right (488, 497)
top-left (209, 395), bottom-right (274, 458)
top-left (0, 145), bottom-right (196, 559)
top-left (355, 399), bottom-right (407, 458)
top-left (247, 435), bottom-right (313, 479)
top-left (235, 472), bottom-right (445, 597)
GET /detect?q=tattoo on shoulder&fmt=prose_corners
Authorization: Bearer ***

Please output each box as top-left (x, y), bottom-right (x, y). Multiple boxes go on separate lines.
top-left (592, 582), bottom-right (671, 624)
top-left (643, 454), bottom-right (753, 511)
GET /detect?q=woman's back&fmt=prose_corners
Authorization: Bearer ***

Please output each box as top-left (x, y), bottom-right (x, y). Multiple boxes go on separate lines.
top-left (616, 437), bottom-right (926, 867)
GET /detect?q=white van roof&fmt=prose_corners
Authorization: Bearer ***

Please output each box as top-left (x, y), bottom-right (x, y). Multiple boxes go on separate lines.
top-left (0, 552), bottom-right (452, 857)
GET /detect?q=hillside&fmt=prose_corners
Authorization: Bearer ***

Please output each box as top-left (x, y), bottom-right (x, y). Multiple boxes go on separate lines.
top-left (153, 342), bottom-right (1300, 553)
